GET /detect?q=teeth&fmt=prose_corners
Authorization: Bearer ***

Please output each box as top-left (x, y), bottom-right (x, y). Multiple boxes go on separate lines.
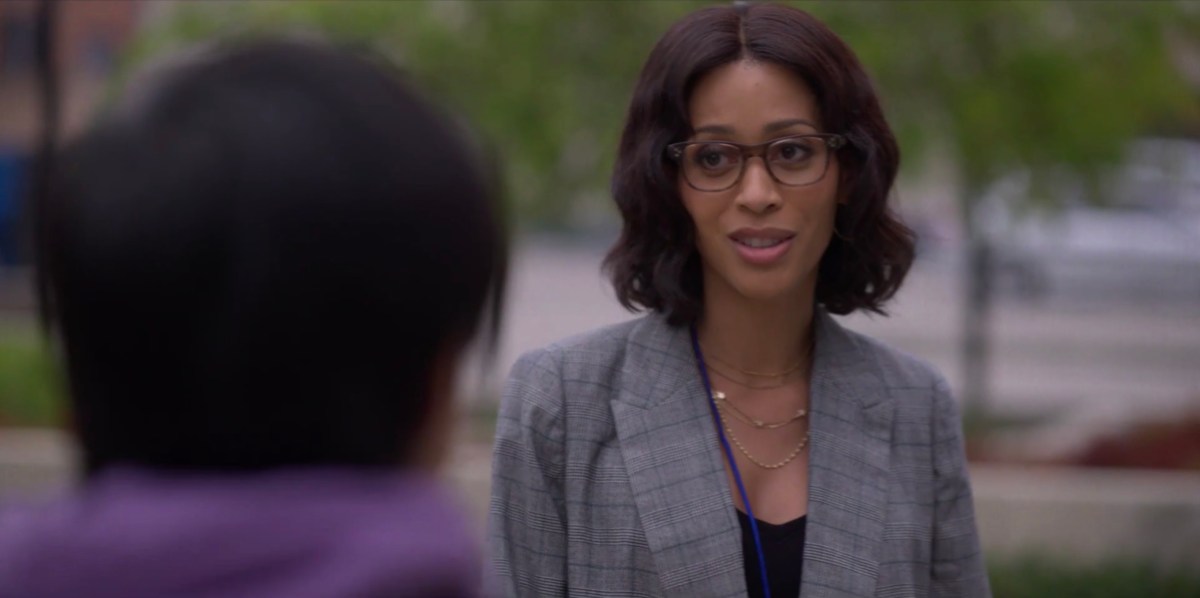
top-left (737, 237), bottom-right (785, 249)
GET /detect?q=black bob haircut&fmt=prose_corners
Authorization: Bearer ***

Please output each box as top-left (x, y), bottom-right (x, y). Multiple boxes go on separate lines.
top-left (38, 39), bottom-right (507, 474)
top-left (605, 2), bottom-right (915, 325)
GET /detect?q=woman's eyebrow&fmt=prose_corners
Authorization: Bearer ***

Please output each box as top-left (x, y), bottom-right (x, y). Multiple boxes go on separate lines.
top-left (693, 124), bottom-right (735, 136)
top-left (763, 118), bottom-right (818, 134)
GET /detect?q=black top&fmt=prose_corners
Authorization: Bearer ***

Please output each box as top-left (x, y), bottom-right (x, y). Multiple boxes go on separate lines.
top-left (737, 510), bottom-right (807, 598)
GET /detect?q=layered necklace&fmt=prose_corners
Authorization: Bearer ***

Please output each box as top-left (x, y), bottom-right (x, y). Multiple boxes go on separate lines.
top-left (702, 346), bottom-right (811, 470)
top-left (691, 328), bottom-right (819, 598)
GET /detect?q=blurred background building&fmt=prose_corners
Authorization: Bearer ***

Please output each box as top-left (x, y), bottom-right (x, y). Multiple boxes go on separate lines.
top-left (1, 2), bottom-right (1199, 594)
top-left (0, 0), bottom-right (143, 268)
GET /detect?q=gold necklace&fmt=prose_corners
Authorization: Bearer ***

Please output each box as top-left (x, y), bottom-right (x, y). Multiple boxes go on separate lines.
top-left (703, 350), bottom-right (803, 379)
top-left (713, 397), bottom-right (810, 470)
top-left (712, 390), bottom-right (806, 429)
top-left (705, 362), bottom-right (791, 390)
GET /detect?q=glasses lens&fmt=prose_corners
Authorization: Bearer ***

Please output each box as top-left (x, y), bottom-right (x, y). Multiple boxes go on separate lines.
top-left (681, 143), bottom-right (742, 191)
top-left (767, 136), bottom-right (830, 186)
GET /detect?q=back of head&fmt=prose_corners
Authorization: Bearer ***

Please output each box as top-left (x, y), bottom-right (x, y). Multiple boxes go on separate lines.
top-left (42, 39), bottom-right (506, 473)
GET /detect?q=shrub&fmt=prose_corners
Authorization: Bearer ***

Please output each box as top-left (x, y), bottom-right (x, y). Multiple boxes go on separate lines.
top-left (1073, 411), bottom-right (1200, 470)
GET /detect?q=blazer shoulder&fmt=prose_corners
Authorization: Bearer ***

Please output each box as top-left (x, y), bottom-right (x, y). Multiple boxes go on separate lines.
top-left (549, 316), bottom-right (645, 356)
top-left (512, 316), bottom-right (642, 370)
top-left (506, 315), bottom-right (653, 405)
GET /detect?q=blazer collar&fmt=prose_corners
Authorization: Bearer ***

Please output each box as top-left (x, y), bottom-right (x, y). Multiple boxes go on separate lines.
top-left (804, 310), bottom-right (894, 597)
top-left (610, 313), bottom-right (744, 597)
top-left (612, 308), bottom-right (884, 411)
top-left (613, 309), bottom-right (893, 598)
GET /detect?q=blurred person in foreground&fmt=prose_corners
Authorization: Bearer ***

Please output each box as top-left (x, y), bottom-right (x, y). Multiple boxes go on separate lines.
top-left (489, 3), bottom-right (988, 597)
top-left (0, 38), bottom-right (505, 598)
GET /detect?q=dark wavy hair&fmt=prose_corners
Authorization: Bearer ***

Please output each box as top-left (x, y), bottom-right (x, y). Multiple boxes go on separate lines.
top-left (604, 2), bottom-right (914, 325)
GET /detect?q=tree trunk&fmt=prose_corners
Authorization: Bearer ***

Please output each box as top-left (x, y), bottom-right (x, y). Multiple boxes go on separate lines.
top-left (961, 197), bottom-right (993, 420)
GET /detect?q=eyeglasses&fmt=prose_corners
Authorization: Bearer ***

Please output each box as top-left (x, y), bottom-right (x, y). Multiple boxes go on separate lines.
top-left (666, 133), bottom-right (847, 192)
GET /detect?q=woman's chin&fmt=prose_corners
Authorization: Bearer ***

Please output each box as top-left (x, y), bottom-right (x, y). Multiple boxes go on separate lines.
top-left (702, 259), bottom-right (814, 305)
top-left (730, 276), bottom-right (807, 304)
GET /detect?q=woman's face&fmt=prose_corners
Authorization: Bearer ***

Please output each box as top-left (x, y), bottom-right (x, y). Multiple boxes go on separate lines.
top-left (679, 60), bottom-right (840, 306)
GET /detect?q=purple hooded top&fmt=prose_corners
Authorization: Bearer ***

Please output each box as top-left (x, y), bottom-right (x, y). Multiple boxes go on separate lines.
top-left (0, 467), bottom-right (483, 598)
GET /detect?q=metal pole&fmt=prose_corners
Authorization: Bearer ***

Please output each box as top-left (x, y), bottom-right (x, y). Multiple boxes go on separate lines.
top-left (31, 0), bottom-right (59, 332)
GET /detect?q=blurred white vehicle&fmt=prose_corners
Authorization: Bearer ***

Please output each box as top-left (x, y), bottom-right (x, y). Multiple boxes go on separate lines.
top-left (979, 138), bottom-right (1200, 303)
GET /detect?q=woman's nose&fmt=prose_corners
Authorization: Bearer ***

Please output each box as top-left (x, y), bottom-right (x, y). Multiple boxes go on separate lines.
top-left (735, 157), bottom-right (782, 214)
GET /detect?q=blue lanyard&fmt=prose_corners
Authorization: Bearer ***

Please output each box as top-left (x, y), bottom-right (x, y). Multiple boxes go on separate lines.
top-left (690, 326), bottom-right (772, 598)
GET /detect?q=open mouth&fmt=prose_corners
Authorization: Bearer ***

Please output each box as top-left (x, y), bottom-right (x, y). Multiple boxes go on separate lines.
top-left (728, 229), bottom-right (795, 265)
top-left (733, 237), bottom-right (790, 249)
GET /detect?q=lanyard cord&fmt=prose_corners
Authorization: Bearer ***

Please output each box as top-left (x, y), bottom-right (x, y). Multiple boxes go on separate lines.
top-left (690, 326), bottom-right (772, 598)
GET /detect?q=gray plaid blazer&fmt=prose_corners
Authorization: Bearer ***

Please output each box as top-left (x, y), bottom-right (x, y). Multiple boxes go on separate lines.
top-left (488, 310), bottom-right (990, 598)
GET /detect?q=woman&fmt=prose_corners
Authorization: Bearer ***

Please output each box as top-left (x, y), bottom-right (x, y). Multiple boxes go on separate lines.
top-left (0, 39), bottom-right (505, 597)
top-left (489, 4), bottom-right (989, 598)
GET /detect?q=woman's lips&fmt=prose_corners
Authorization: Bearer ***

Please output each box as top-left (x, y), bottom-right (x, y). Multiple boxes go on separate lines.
top-left (729, 230), bottom-right (795, 265)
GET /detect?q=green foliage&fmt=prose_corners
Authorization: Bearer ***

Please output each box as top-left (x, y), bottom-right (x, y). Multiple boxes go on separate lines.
top-left (809, 0), bottom-right (1199, 203)
top-left (989, 556), bottom-right (1200, 598)
top-left (0, 328), bottom-right (63, 427)
top-left (119, 0), bottom-right (709, 227)
top-left (121, 0), bottom-right (1199, 226)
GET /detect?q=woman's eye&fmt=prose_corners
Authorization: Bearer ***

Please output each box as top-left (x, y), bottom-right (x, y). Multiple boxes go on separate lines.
top-left (693, 145), bottom-right (736, 170)
top-left (774, 141), bottom-right (814, 163)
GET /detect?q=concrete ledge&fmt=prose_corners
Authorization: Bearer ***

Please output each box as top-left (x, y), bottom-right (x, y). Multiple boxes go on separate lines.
top-left (0, 427), bottom-right (78, 501)
top-left (3, 428), bottom-right (1199, 569)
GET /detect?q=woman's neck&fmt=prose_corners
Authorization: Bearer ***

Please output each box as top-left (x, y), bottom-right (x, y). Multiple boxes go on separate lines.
top-left (696, 283), bottom-right (816, 375)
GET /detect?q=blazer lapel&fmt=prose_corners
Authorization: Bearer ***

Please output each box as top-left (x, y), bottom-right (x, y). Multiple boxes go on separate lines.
top-left (801, 310), bottom-right (894, 598)
top-left (611, 315), bottom-right (747, 598)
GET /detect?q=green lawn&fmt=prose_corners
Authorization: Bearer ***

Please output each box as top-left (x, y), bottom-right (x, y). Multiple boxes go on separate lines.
top-left (0, 324), bottom-right (63, 427)
top-left (989, 556), bottom-right (1200, 598)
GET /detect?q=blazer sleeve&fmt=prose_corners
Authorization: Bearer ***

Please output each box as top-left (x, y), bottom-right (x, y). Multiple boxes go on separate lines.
top-left (930, 375), bottom-right (993, 597)
top-left (488, 348), bottom-right (568, 597)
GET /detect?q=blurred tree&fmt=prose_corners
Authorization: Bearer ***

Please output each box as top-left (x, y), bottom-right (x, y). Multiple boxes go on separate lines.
top-left (120, 0), bottom-right (711, 226)
top-left (812, 1), bottom-right (1200, 416)
top-left (124, 0), bottom-right (1198, 413)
